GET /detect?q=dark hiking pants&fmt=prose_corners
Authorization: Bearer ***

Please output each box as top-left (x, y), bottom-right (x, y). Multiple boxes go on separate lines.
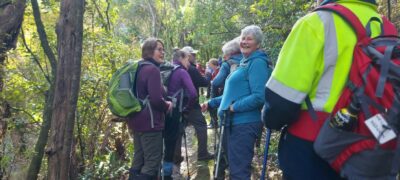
top-left (227, 122), bottom-right (261, 180)
top-left (186, 107), bottom-right (210, 158)
top-left (131, 131), bottom-right (162, 177)
top-left (174, 107), bottom-right (210, 163)
top-left (278, 131), bottom-right (343, 180)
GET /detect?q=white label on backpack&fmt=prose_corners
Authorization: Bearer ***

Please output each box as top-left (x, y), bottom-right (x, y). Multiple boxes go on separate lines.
top-left (365, 114), bottom-right (397, 144)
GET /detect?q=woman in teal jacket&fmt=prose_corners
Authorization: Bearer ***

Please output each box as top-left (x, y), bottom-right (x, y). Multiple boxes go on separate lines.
top-left (202, 25), bottom-right (271, 179)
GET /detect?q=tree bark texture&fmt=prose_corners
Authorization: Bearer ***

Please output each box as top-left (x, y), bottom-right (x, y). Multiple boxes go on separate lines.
top-left (47, 0), bottom-right (84, 179)
top-left (0, 0), bottom-right (26, 148)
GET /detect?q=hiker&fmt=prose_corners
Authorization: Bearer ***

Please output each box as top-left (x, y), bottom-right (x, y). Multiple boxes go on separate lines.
top-left (197, 62), bottom-right (206, 96)
top-left (211, 37), bottom-right (242, 99)
top-left (206, 58), bottom-right (221, 128)
top-left (202, 25), bottom-right (271, 179)
top-left (208, 37), bottom-right (244, 177)
top-left (205, 58), bottom-right (219, 98)
top-left (173, 46), bottom-right (213, 166)
top-left (162, 49), bottom-right (197, 180)
top-left (263, 0), bottom-right (389, 179)
top-left (128, 38), bottom-right (173, 180)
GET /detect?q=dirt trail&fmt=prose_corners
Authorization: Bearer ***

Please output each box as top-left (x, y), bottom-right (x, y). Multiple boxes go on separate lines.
top-left (174, 123), bottom-right (282, 180)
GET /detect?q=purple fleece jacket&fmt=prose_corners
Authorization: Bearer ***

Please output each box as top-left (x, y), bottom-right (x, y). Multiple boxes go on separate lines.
top-left (127, 59), bottom-right (169, 132)
top-left (167, 61), bottom-right (197, 111)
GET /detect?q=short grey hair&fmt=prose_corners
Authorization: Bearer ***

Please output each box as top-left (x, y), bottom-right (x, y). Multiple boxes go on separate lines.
top-left (241, 25), bottom-right (263, 45)
top-left (222, 36), bottom-right (241, 56)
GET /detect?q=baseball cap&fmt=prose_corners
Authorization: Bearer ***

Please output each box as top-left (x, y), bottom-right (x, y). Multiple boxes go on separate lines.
top-left (182, 46), bottom-right (199, 54)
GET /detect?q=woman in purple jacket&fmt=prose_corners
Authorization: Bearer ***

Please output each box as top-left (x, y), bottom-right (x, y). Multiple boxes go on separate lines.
top-left (162, 49), bottom-right (197, 180)
top-left (128, 38), bottom-right (173, 180)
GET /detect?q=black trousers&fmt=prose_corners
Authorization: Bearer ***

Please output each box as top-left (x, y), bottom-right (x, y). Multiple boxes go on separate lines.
top-left (163, 107), bottom-right (181, 162)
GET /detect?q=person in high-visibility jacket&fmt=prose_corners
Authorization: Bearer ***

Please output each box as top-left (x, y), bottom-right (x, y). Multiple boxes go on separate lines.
top-left (263, 0), bottom-right (381, 179)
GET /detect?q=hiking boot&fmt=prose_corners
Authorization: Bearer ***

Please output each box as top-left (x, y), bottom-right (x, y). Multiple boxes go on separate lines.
top-left (198, 153), bottom-right (214, 161)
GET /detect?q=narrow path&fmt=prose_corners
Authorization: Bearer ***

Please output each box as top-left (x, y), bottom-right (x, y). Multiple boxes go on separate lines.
top-left (175, 122), bottom-right (282, 180)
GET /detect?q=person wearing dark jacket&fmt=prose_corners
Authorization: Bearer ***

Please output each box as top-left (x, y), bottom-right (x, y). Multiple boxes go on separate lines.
top-left (162, 49), bottom-right (197, 180)
top-left (128, 38), bottom-right (173, 180)
top-left (173, 46), bottom-right (213, 164)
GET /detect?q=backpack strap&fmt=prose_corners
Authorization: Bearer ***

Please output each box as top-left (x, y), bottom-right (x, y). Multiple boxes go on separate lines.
top-left (376, 44), bottom-right (397, 97)
top-left (381, 16), bottom-right (398, 36)
top-left (134, 60), bottom-right (154, 99)
top-left (316, 4), bottom-right (398, 38)
top-left (317, 3), bottom-right (400, 99)
top-left (139, 95), bottom-right (154, 128)
top-left (135, 60), bottom-right (156, 128)
top-left (163, 64), bottom-right (181, 88)
top-left (168, 88), bottom-right (184, 112)
top-left (305, 95), bottom-right (318, 121)
top-left (315, 3), bottom-right (367, 41)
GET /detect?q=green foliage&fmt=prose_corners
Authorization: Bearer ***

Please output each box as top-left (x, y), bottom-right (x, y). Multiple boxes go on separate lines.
top-left (251, 0), bottom-right (315, 62)
top-left (0, 0), bottom-right (318, 178)
top-left (79, 150), bottom-right (130, 179)
top-left (6, 0), bottom-right (400, 179)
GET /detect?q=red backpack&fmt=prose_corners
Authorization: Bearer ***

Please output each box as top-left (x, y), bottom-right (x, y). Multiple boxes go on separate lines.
top-left (312, 4), bottom-right (400, 179)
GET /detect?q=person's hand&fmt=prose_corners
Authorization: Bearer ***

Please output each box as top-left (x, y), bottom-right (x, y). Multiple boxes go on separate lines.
top-left (201, 103), bottom-right (208, 112)
top-left (166, 101), bottom-right (173, 113)
top-left (229, 105), bottom-right (234, 112)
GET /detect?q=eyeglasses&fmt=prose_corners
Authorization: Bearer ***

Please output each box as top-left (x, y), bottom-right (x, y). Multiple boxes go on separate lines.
top-left (156, 48), bottom-right (165, 52)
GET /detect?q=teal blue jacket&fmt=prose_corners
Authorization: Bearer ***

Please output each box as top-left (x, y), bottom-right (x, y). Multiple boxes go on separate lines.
top-left (209, 50), bottom-right (271, 125)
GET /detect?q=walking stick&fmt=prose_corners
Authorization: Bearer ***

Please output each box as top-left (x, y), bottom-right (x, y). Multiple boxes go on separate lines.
top-left (161, 138), bottom-right (165, 180)
top-left (260, 128), bottom-right (272, 180)
top-left (213, 110), bottom-right (228, 180)
top-left (176, 90), bottom-right (190, 180)
top-left (208, 107), bottom-right (219, 153)
top-left (182, 119), bottom-right (190, 180)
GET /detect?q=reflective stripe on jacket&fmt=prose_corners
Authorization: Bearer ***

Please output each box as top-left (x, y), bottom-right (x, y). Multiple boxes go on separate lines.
top-left (266, 0), bottom-right (381, 140)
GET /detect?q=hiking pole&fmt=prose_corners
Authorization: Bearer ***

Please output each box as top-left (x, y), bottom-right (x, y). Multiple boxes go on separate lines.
top-left (182, 118), bottom-right (190, 180)
top-left (260, 128), bottom-right (272, 180)
top-left (161, 137), bottom-right (165, 180)
top-left (208, 107), bottom-right (219, 154)
top-left (213, 110), bottom-right (228, 180)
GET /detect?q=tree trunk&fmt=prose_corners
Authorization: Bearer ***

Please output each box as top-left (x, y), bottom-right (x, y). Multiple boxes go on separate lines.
top-left (0, 0), bottom-right (26, 143)
top-left (47, 0), bottom-right (85, 179)
top-left (26, 0), bottom-right (58, 177)
top-left (27, 88), bottom-right (54, 180)
top-left (147, 0), bottom-right (157, 37)
top-left (0, 1), bottom-right (26, 177)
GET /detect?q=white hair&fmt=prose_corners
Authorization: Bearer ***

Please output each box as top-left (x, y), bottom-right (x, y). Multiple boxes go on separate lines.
top-left (222, 36), bottom-right (241, 56)
top-left (241, 25), bottom-right (264, 44)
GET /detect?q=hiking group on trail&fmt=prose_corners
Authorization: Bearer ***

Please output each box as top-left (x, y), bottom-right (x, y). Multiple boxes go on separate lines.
top-left (107, 0), bottom-right (400, 179)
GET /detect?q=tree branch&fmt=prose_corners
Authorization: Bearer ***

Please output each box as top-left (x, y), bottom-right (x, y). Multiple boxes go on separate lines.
top-left (20, 28), bottom-right (51, 84)
top-left (105, 0), bottom-right (111, 31)
top-left (9, 106), bottom-right (36, 122)
top-left (31, 0), bottom-right (57, 78)
top-left (92, 0), bottom-right (108, 31)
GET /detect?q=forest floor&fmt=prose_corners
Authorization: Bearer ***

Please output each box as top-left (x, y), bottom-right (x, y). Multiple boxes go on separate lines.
top-left (172, 118), bottom-right (283, 180)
